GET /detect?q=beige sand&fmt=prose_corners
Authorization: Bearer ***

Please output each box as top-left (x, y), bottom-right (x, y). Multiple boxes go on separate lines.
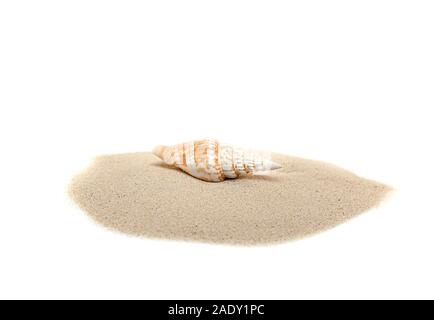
top-left (69, 152), bottom-right (390, 245)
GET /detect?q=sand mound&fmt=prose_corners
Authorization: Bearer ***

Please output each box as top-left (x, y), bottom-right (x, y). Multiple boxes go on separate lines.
top-left (69, 152), bottom-right (390, 245)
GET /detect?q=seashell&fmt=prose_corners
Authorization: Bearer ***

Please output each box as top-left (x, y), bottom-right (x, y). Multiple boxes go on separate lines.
top-left (152, 139), bottom-right (282, 182)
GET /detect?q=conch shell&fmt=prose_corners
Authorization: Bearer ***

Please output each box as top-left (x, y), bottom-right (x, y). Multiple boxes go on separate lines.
top-left (152, 139), bottom-right (282, 182)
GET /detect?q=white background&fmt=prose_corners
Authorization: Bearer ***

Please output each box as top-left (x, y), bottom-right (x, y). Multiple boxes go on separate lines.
top-left (1, 1), bottom-right (433, 300)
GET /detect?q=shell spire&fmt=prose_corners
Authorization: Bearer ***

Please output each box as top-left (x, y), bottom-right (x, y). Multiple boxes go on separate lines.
top-left (152, 139), bottom-right (282, 182)
top-left (152, 145), bottom-right (172, 163)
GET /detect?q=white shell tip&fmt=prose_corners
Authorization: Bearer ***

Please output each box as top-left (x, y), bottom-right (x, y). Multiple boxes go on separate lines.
top-left (269, 161), bottom-right (282, 170)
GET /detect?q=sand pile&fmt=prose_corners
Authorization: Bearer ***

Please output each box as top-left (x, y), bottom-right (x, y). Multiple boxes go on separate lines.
top-left (69, 152), bottom-right (390, 245)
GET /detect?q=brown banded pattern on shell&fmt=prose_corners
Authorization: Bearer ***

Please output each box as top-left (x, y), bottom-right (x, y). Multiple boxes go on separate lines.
top-left (152, 139), bottom-right (282, 182)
